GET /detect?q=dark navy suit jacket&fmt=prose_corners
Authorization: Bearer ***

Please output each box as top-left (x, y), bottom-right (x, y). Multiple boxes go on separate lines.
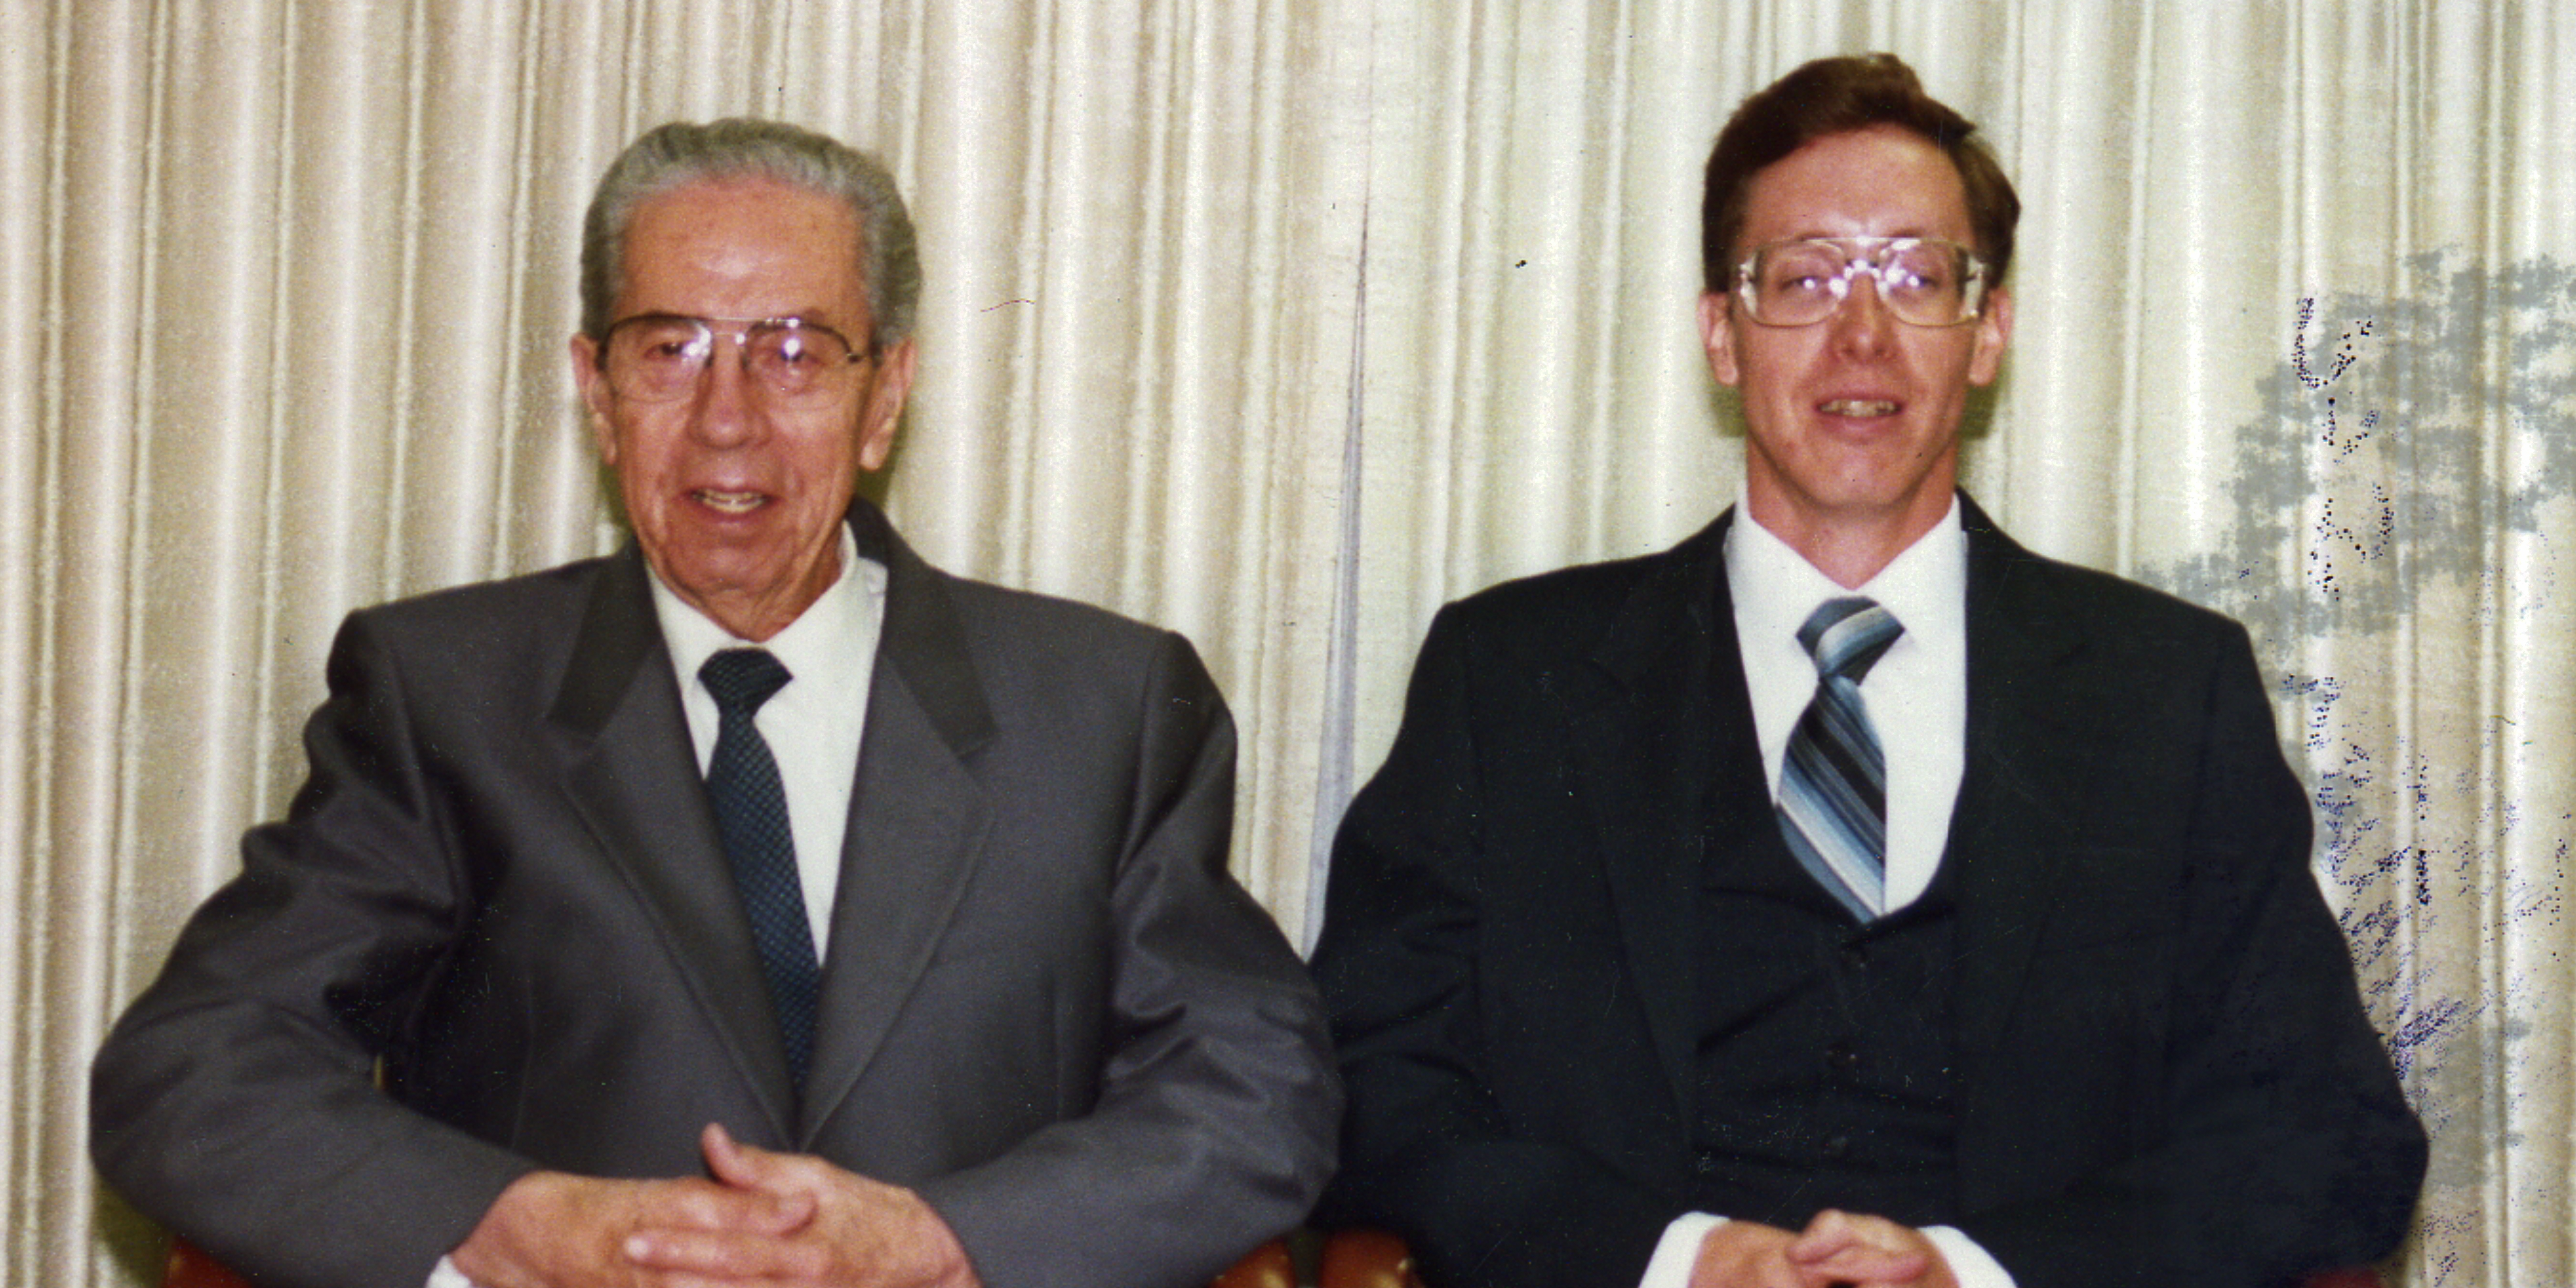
top-left (1316, 497), bottom-right (2422, 1288)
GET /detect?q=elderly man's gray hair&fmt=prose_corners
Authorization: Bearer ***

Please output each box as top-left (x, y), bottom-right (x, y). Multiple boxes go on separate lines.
top-left (580, 118), bottom-right (920, 353)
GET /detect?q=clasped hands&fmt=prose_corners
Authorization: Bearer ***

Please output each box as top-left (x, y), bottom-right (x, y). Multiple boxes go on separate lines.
top-left (451, 1122), bottom-right (979, 1288)
top-left (1691, 1210), bottom-right (1957, 1288)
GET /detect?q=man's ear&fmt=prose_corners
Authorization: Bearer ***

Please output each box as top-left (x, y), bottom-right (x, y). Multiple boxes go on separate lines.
top-left (1699, 290), bottom-right (1742, 388)
top-left (857, 337), bottom-right (918, 473)
top-left (1969, 285), bottom-right (2012, 387)
top-left (570, 333), bottom-right (618, 463)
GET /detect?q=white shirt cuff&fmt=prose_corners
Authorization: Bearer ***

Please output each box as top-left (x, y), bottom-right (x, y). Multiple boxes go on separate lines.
top-left (1921, 1225), bottom-right (2016, 1288)
top-left (1639, 1212), bottom-right (1729, 1288)
top-left (426, 1255), bottom-right (475, 1288)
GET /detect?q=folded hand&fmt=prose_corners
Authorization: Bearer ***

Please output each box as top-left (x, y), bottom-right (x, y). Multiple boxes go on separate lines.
top-left (617, 1122), bottom-right (979, 1288)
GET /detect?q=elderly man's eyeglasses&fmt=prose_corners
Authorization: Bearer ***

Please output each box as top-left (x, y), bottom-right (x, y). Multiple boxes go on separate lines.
top-left (1732, 237), bottom-right (1991, 329)
top-left (597, 314), bottom-right (873, 407)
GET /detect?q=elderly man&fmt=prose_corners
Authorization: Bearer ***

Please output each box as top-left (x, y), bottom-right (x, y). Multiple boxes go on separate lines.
top-left (1313, 54), bottom-right (2423, 1288)
top-left (92, 119), bottom-right (1337, 1288)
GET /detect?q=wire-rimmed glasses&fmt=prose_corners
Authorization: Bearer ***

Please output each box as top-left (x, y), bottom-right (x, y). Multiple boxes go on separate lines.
top-left (1732, 237), bottom-right (1991, 328)
top-left (597, 314), bottom-right (873, 406)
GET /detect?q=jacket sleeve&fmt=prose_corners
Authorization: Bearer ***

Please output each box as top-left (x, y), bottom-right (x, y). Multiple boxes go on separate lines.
top-left (1311, 606), bottom-right (1680, 1288)
top-left (89, 610), bottom-right (535, 1288)
top-left (1952, 623), bottom-right (2427, 1288)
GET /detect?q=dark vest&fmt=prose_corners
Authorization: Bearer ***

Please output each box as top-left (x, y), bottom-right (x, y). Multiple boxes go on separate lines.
top-left (1685, 814), bottom-right (1964, 1229)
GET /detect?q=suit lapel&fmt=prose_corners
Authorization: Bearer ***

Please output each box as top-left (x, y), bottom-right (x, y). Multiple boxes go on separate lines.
top-left (1946, 501), bottom-right (2111, 1090)
top-left (1561, 498), bottom-right (2132, 1198)
top-left (1563, 514), bottom-right (1750, 1122)
top-left (796, 504), bottom-right (999, 1142)
top-left (547, 547), bottom-right (801, 1138)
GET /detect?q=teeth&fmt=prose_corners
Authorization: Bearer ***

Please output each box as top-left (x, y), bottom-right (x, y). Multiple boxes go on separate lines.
top-left (1821, 399), bottom-right (1898, 417)
top-left (694, 490), bottom-right (766, 513)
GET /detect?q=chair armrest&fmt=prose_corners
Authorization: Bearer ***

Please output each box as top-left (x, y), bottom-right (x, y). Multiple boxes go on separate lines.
top-left (1319, 1228), bottom-right (1422, 1288)
top-left (1213, 1238), bottom-right (1295, 1288)
top-left (164, 1240), bottom-right (251, 1288)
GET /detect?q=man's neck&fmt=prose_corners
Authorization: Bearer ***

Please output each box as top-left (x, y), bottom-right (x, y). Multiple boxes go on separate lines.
top-left (653, 545), bottom-right (844, 643)
top-left (647, 526), bottom-right (859, 649)
top-left (1745, 494), bottom-right (1953, 590)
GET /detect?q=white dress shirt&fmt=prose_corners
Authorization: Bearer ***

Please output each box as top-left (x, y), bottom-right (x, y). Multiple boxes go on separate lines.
top-left (1729, 494), bottom-right (1966, 914)
top-left (1636, 494), bottom-right (2013, 1288)
top-left (431, 527), bottom-right (885, 1288)
top-left (649, 525), bottom-right (886, 957)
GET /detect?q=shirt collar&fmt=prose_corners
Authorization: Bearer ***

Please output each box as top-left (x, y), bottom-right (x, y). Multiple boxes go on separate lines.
top-left (1725, 488), bottom-right (1967, 652)
top-left (649, 525), bottom-right (877, 691)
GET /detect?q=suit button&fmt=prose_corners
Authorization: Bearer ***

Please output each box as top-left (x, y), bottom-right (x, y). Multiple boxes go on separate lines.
top-left (1693, 1155), bottom-right (1720, 1175)
top-left (1825, 1041), bottom-right (1862, 1072)
top-left (1821, 1134), bottom-right (1851, 1159)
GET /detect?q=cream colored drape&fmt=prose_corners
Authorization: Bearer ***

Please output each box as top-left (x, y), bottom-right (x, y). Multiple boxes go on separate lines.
top-left (7, 2), bottom-right (2564, 1284)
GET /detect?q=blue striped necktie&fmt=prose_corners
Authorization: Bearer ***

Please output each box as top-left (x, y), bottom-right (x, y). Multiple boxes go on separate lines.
top-left (700, 648), bottom-right (821, 1089)
top-left (1775, 597), bottom-right (1904, 921)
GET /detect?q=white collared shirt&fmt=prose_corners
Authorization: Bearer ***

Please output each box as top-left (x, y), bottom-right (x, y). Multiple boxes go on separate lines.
top-left (1725, 490), bottom-right (1967, 915)
top-left (648, 525), bottom-right (887, 958)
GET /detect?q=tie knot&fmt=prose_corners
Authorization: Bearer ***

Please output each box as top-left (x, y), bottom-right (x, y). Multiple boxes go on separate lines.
top-left (701, 648), bottom-right (792, 714)
top-left (1797, 596), bottom-right (1904, 683)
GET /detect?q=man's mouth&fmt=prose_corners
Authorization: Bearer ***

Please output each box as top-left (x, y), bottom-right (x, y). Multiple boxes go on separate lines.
top-left (1819, 398), bottom-right (1900, 417)
top-left (692, 488), bottom-right (769, 514)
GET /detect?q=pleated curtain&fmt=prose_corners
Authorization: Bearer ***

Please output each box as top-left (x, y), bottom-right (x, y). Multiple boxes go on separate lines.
top-left (3, 2), bottom-right (2565, 1284)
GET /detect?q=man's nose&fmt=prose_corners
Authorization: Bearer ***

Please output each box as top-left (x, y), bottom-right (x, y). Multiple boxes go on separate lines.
top-left (1829, 272), bottom-right (1896, 356)
top-left (688, 335), bottom-right (761, 443)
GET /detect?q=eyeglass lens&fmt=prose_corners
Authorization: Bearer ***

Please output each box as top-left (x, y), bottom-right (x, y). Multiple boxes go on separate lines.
top-left (1743, 239), bottom-right (1981, 327)
top-left (604, 317), bottom-right (861, 404)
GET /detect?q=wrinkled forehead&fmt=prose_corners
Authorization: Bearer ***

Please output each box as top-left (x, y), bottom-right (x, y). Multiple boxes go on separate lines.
top-left (615, 177), bottom-right (870, 321)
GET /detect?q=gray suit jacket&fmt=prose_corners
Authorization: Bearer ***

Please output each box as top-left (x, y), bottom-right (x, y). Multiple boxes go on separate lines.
top-left (93, 500), bottom-right (1339, 1288)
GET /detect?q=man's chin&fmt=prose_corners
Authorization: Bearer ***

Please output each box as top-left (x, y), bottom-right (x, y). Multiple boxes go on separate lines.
top-left (651, 549), bottom-right (778, 602)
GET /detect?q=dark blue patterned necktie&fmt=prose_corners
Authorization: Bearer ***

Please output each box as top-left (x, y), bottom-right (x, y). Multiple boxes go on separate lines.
top-left (1775, 597), bottom-right (1905, 921)
top-left (700, 648), bottom-right (820, 1089)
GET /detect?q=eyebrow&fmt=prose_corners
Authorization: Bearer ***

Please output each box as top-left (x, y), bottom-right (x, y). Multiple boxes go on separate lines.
top-left (1779, 226), bottom-right (1940, 241)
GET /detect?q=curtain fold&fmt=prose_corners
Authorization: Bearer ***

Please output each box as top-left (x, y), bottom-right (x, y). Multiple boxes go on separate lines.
top-left (5, 2), bottom-right (2563, 1283)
